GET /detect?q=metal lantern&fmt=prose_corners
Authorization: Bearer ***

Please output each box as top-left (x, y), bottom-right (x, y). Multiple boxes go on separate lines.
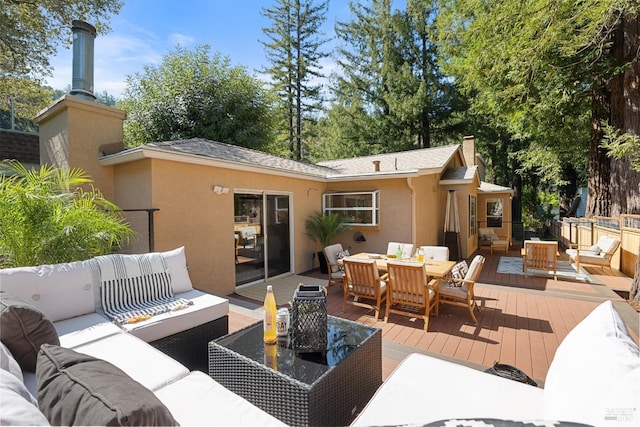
top-left (291, 284), bottom-right (328, 353)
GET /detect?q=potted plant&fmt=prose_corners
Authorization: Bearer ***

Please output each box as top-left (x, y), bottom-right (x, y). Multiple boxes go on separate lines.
top-left (305, 211), bottom-right (351, 273)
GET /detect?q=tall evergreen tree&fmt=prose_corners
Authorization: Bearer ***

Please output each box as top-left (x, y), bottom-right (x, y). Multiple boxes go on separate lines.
top-left (332, 0), bottom-right (461, 153)
top-left (261, 0), bottom-right (330, 160)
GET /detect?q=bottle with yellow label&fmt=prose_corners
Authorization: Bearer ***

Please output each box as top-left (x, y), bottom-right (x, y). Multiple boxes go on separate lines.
top-left (263, 285), bottom-right (277, 343)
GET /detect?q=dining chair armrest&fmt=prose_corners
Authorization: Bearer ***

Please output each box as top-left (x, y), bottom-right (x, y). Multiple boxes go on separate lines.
top-left (380, 273), bottom-right (389, 281)
top-left (428, 278), bottom-right (440, 290)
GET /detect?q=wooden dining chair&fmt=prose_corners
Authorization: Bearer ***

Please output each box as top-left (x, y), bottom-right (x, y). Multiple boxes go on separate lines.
top-left (431, 255), bottom-right (485, 324)
top-left (385, 260), bottom-right (437, 331)
top-left (342, 257), bottom-right (388, 320)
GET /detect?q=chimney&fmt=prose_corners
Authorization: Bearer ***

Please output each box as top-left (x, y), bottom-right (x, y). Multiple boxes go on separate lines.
top-left (373, 160), bottom-right (380, 172)
top-left (70, 20), bottom-right (96, 101)
top-left (462, 135), bottom-right (476, 166)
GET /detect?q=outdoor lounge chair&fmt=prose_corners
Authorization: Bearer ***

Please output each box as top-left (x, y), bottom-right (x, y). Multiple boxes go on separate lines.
top-left (478, 227), bottom-right (509, 254)
top-left (385, 260), bottom-right (437, 331)
top-left (343, 257), bottom-right (388, 320)
top-left (565, 235), bottom-right (621, 271)
top-left (431, 254), bottom-right (485, 324)
top-left (323, 243), bottom-right (346, 289)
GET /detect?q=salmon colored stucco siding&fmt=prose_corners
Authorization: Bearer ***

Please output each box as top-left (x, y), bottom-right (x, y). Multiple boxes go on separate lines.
top-left (110, 157), bottom-right (324, 295)
top-left (36, 95), bottom-right (123, 201)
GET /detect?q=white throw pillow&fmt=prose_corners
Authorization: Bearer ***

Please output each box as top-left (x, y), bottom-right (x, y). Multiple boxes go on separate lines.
top-left (0, 369), bottom-right (49, 425)
top-left (544, 301), bottom-right (640, 426)
top-left (0, 342), bottom-right (23, 382)
top-left (161, 247), bottom-right (194, 294)
top-left (588, 244), bottom-right (601, 254)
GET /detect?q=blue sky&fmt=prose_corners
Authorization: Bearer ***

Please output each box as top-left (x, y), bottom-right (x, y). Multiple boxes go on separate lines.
top-left (46, 0), bottom-right (353, 99)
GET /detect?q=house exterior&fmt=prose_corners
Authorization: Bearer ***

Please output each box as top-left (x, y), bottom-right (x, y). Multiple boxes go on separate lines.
top-left (34, 95), bottom-right (513, 297)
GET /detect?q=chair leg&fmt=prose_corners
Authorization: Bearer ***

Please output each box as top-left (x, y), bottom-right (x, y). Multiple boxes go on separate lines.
top-left (423, 314), bottom-right (429, 331)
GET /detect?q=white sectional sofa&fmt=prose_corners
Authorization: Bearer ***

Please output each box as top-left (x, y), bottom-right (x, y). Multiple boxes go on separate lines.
top-left (0, 247), bottom-right (285, 426)
top-left (352, 300), bottom-right (639, 427)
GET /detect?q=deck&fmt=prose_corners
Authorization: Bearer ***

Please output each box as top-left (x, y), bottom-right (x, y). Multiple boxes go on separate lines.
top-left (226, 247), bottom-right (638, 385)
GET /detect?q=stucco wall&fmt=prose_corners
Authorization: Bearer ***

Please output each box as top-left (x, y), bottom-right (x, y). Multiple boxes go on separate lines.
top-left (36, 96), bottom-right (124, 201)
top-left (112, 157), bottom-right (324, 296)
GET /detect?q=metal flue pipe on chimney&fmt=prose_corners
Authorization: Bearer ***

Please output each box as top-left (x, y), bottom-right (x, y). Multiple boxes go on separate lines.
top-left (70, 20), bottom-right (96, 101)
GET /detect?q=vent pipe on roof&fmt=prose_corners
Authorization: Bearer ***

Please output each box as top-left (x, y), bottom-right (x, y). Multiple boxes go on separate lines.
top-left (373, 160), bottom-right (380, 172)
top-left (70, 20), bottom-right (96, 101)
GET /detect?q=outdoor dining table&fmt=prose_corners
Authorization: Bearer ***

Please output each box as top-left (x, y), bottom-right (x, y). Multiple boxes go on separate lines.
top-left (342, 252), bottom-right (456, 279)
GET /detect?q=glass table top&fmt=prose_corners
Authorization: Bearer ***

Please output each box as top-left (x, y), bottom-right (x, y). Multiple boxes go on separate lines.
top-left (213, 316), bottom-right (378, 385)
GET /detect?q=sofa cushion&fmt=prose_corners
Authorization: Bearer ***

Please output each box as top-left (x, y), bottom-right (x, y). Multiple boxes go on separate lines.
top-left (0, 369), bottom-right (49, 426)
top-left (351, 353), bottom-right (544, 426)
top-left (71, 332), bottom-right (189, 392)
top-left (121, 289), bottom-right (229, 343)
top-left (544, 301), bottom-right (640, 426)
top-left (161, 246), bottom-right (194, 294)
top-left (36, 344), bottom-right (177, 426)
top-left (0, 260), bottom-right (95, 322)
top-left (0, 293), bottom-right (60, 372)
top-left (155, 371), bottom-right (287, 426)
top-left (54, 312), bottom-right (123, 349)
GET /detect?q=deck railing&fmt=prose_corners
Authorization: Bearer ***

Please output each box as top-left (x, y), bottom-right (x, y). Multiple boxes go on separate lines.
top-left (551, 215), bottom-right (639, 277)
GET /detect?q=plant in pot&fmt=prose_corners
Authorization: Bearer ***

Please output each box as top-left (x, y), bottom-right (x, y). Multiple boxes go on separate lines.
top-left (305, 211), bottom-right (351, 274)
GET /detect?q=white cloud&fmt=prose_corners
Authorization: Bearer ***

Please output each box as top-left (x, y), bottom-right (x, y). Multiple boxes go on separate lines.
top-left (168, 33), bottom-right (196, 47)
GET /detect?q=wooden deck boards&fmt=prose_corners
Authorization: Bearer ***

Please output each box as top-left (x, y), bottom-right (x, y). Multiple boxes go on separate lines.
top-left (226, 247), bottom-right (638, 385)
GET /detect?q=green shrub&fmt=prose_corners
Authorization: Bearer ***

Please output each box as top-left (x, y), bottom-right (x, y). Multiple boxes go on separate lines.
top-left (0, 161), bottom-right (134, 267)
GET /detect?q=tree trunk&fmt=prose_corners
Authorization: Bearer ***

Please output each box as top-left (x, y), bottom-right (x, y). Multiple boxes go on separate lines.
top-left (587, 86), bottom-right (612, 217)
top-left (609, 14), bottom-right (640, 217)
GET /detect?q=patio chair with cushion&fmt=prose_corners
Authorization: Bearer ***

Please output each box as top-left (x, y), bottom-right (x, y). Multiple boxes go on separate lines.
top-left (416, 245), bottom-right (449, 261)
top-left (386, 242), bottom-right (414, 259)
top-left (431, 255), bottom-right (485, 324)
top-left (342, 257), bottom-right (388, 320)
top-left (323, 243), bottom-right (347, 289)
top-left (385, 260), bottom-right (437, 331)
top-left (565, 235), bottom-right (621, 272)
top-left (478, 227), bottom-right (509, 254)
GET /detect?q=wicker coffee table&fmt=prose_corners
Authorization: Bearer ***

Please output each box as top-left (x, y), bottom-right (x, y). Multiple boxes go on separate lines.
top-left (208, 316), bottom-right (382, 426)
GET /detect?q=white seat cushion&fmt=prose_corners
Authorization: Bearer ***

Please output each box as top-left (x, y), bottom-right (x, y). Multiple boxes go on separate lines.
top-left (352, 353), bottom-right (544, 426)
top-left (55, 313), bottom-right (123, 348)
top-left (324, 243), bottom-right (344, 273)
top-left (155, 371), bottom-right (286, 426)
top-left (72, 333), bottom-right (189, 392)
top-left (120, 289), bottom-right (229, 343)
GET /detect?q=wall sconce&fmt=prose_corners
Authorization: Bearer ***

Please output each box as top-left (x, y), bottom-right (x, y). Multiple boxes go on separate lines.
top-left (213, 185), bottom-right (229, 195)
top-left (353, 231), bottom-right (366, 242)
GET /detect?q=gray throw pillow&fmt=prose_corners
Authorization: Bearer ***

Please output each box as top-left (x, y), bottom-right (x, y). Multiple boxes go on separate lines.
top-left (0, 292), bottom-right (60, 373)
top-left (36, 344), bottom-right (178, 426)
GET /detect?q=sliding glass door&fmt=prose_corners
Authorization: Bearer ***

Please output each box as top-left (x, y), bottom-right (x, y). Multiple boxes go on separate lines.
top-left (234, 192), bottom-right (291, 287)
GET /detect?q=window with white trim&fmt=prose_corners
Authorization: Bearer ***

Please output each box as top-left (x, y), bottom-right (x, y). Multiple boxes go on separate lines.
top-left (323, 190), bottom-right (380, 226)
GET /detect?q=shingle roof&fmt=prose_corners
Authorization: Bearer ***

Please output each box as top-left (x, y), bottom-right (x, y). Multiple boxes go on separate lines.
top-left (147, 138), bottom-right (336, 178)
top-left (106, 138), bottom-right (463, 180)
top-left (317, 145), bottom-right (459, 175)
top-left (479, 181), bottom-right (513, 194)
